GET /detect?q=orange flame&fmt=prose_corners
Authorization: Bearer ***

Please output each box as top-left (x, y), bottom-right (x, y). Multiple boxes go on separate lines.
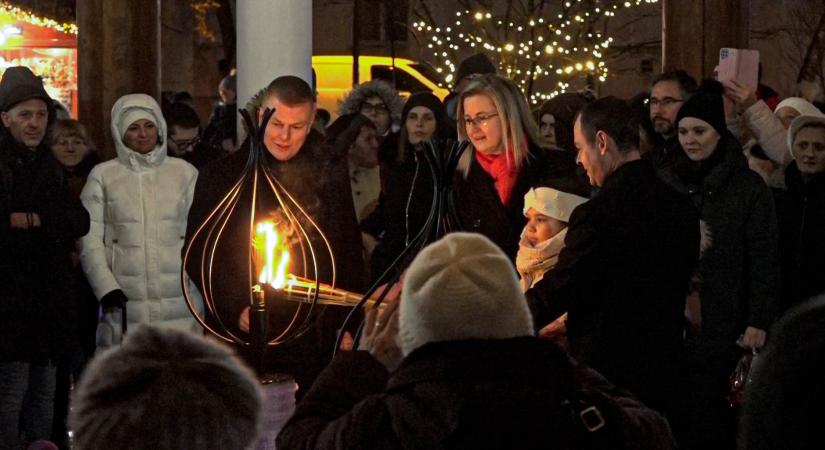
top-left (253, 221), bottom-right (290, 289)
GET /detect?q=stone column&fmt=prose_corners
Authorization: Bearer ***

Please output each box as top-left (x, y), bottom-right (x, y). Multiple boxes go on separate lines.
top-left (236, 0), bottom-right (312, 109)
top-left (662, 0), bottom-right (750, 80)
top-left (77, 0), bottom-right (161, 161)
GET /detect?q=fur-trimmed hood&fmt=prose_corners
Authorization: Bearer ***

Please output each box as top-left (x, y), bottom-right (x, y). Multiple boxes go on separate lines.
top-left (338, 79), bottom-right (404, 122)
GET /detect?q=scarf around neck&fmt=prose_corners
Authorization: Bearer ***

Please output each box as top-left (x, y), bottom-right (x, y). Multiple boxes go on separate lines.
top-left (516, 227), bottom-right (567, 292)
top-left (475, 145), bottom-right (522, 206)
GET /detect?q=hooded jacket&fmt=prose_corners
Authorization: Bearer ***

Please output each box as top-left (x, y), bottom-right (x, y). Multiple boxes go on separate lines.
top-left (79, 94), bottom-right (200, 347)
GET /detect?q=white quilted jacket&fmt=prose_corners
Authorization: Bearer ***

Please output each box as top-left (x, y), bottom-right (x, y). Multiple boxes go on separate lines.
top-left (80, 94), bottom-right (202, 347)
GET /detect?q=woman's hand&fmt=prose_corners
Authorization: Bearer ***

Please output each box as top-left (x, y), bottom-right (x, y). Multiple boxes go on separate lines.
top-left (359, 298), bottom-right (403, 371)
top-left (724, 79), bottom-right (758, 113)
top-left (742, 326), bottom-right (767, 350)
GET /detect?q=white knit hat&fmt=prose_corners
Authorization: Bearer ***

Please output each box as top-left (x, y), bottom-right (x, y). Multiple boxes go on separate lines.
top-left (399, 232), bottom-right (534, 356)
top-left (788, 114), bottom-right (825, 159)
top-left (118, 107), bottom-right (158, 140)
top-left (523, 187), bottom-right (588, 223)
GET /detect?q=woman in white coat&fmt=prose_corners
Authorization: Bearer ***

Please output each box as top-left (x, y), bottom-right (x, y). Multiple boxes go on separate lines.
top-left (80, 93), bottom-right (201, 347)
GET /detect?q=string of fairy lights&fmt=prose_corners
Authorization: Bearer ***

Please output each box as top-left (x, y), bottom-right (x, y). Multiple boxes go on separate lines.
top-left (412, 0), bottom-right (658, 104)
top-left (0, 2), bottom-right (77, 35)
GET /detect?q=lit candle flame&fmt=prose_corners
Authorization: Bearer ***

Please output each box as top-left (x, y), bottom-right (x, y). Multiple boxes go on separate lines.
top-left (253, 221), bottom-right (290, 289)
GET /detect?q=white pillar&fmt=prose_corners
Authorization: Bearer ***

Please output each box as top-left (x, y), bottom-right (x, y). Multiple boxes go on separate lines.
top-left (236, 0), bottom-right (313, 109)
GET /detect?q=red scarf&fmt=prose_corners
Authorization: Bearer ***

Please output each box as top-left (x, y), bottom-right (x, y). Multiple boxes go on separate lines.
top-left (475, 146), bottom-right (521, 206)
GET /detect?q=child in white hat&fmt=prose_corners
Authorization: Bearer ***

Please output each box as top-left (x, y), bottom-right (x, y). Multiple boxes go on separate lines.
top-left (516, 185), bottom-right (588, 291)
top-left (516, 183), bottom-right (588, 338)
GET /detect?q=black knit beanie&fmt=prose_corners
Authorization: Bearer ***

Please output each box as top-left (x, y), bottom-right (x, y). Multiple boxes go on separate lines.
top-left (676, 79), bottom-right (727, 136)
top-left (0, 66), bottom-right (52, 112)
top-left (455, 53), bottom-right (496, 87)
top-left (402, 92), bottom-right (444, 121)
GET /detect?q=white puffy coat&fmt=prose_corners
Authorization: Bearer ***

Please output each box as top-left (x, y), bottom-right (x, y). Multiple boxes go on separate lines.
top-left (80, 94), bottom-right (202, 347)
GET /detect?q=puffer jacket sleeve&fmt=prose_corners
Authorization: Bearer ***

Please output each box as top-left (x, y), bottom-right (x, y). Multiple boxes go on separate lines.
top-left (743, 100), bottom-right (791, 165)
top-left (743, 177), bottom-right (781, 331)
top-left (276, 351), bottom-right (394, 450)
top-left (79, 166), bottom-right (121, 300)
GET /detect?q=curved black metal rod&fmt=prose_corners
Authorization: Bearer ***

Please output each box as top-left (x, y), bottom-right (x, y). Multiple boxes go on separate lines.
top-left (333, 138), bottom-right (470, 355)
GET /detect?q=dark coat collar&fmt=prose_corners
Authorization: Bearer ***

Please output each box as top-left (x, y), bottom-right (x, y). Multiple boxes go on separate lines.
top-left (387, 336), bottom-right (576, 392)
top-left (785, 161), bottom-right (825, 195)
top-left (598, 158), bottom-right (653, 194)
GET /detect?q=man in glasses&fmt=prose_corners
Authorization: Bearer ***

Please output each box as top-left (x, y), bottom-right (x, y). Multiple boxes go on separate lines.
top-left (339, 80), bottom-right (403, 137)
top-left (164, 102), bottom-right (220, 169)
top-left (646, 70), bottom-right (698, 164)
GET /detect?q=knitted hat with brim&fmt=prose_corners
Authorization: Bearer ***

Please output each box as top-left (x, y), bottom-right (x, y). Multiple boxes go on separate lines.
top-left (523, 187), bottom-right (588, 223)
top-left (0, 66), bottom-right (52, 112)
top-left (788, 114), bottom-right (825, 159)
top-left (69, 325), bottom-right (263, 450)
top-left (399, 232), bottom-right (534, 356)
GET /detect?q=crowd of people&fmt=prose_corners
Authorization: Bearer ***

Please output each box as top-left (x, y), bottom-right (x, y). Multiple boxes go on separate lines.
top-left (0, 48), bottom-right (824, 449)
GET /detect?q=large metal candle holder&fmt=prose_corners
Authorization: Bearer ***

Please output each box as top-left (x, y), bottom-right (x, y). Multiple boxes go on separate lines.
top-left (181, 104), bottom-right (469, 365)
top-left (181, 107), bottom-right (354, 372)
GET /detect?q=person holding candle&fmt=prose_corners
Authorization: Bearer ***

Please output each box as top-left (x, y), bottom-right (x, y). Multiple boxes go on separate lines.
top-left (79, 93), bottom-right (201, 349)
top-left (186, 75), bottom-right (366, 394)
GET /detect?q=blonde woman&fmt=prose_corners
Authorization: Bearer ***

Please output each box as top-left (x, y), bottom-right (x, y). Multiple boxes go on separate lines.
top-left (455, 74), bottom-right (579, 258)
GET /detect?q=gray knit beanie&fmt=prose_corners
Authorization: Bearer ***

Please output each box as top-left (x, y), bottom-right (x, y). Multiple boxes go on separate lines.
top-left (70, 326), bottom-right (263, 450)
top-left (399, 232), bottom-right (534, 356)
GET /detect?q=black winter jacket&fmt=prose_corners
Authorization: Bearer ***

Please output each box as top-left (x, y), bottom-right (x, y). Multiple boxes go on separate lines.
top-left (525, 159), bottom-right (699, 422)
top-left (0, 133), bottom-right (90, 361)
top-left (658, 136), bottom-right (780, 342)
top-left (776, 162), bottom-right (825, 310)
top-left (277, 337), bottom-right (676, 450)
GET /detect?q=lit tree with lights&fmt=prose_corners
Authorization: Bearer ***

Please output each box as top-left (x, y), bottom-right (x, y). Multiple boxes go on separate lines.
top-left (411, 0), bottom-right (659, 104)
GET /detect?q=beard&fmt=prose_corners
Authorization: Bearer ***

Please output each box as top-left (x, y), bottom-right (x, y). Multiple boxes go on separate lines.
top-left (652, 117), bottom-right (675, 138)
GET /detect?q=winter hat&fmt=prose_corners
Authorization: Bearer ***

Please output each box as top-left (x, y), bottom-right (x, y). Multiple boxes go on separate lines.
top-left (399, 232), bottom-right (534, 356)
top-left (455, 53), bottom-right (497, 88)
top-left (325, 112), bottom-right (374, 154)
top-left (338, 79), bottom-right (405, 122)
top-left (70, 326), bottom-right (263, 450)
top-left (0, 66), bottom-right (52, 112)
top-left (523, 187), bottom-right (588, 223)
top-left (775, 97), bottom-right (822, 118)
top-left (118, 107), bottom-right (158, 140)
top-left (402, 92), bottom-right (444, 120)
top-left (401, 92), bottom-right (452, 139)
top-left (788, 113), bottom-right (825, 159)
top-left (676, 79), bottom-right (727, 136)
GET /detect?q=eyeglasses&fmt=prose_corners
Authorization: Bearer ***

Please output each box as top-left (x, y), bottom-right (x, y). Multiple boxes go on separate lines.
top-left (648, 97), bottom-right (684, 108)
top-left (463, 112), bottom-right (499, 129)
top-left (170, 135), bottom-right (200, 150)
top-left (360, 102), bottom-right (389, 115)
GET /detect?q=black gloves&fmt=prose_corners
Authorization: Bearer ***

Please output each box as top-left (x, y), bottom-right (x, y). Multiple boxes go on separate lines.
top-left (101, 289), bottom-right (128, 310)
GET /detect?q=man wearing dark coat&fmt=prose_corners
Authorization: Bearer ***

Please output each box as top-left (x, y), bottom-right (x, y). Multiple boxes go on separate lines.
top-left (0, 66), bottom-right (90, 448)
top-left (524, 97), bottom-right (699, 442)
top-left (185, 75), bottom-right (366, 394)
